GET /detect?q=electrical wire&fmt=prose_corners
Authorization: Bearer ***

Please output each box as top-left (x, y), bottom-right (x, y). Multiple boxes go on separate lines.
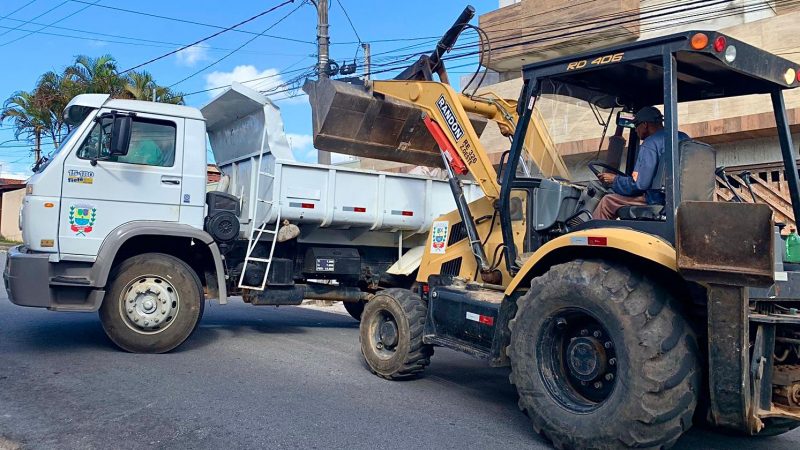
top-left (67, 0), bottom-right (315, 45)
top-left (0, 0), bottom-right (100, 47)
top-left (168, 0), bottom-right (304, 88)
top-left (0, 0), bottom-right (39, 21)
top-left (119, 1), bottom-right (296, 74)
top-left (0, 18), bottom-right (310, 56)
top-left (0, 0), bottom-right (67, 38)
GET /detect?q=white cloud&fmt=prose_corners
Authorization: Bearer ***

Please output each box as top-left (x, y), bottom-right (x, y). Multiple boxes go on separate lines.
top-left (204, 65), bottom-right (306, 103)
top-left (176, 44), bottom-right (210, 67)
top-left (286, 133), bottom-right (316, 162)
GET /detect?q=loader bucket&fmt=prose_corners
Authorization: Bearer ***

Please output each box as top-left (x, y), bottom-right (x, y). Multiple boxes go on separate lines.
top-left (304, 78), bottom-right (488, 167)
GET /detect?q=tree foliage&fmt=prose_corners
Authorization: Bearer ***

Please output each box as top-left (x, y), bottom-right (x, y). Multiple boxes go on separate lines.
top-left (1, 54), bottom-right (184, 154)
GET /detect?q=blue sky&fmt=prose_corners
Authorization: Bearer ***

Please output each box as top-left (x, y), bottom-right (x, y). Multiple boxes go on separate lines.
top-left (0, 0), bottom-right (497, 179)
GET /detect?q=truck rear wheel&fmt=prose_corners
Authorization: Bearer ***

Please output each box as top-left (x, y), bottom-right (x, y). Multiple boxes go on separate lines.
top-left (99, 253), bottom-right (204, 353)
top-left (509, 260), bottom-right (700, 449)
top-left (360, 288), bottom-right (433, 379)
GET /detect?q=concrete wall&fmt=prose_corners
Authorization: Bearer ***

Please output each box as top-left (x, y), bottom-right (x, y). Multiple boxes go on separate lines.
top-left (1, 189), bottom-right (24, 242)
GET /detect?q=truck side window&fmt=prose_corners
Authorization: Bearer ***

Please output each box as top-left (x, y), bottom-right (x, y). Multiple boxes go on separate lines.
top-left (76, 117), bottom-right (177, 167)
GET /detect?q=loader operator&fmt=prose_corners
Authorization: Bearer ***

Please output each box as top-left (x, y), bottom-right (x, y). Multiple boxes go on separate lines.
top-left (592, 106), bottom-right (689, 220)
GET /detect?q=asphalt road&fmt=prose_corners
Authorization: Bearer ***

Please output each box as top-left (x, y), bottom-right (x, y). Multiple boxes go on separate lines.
top-left (1, 254), bottom-right (799, 449)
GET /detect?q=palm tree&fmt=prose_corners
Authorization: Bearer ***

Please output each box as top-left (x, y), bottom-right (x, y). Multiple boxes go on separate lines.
top-left (65, 54), bottom-right (126, 96)
top-left (124, 70), bottom-right (184, 104)
top-left (33, 71), bottom-right (79, 146)
top-left (2, 54), bottom-right (186, 164)
top-left (0, 90), bottom-right (48, 148)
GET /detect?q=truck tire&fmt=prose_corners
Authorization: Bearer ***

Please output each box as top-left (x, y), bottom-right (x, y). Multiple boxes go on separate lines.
top-left (509, 260), bottom-right (700, 449)
top-left (343, 300), bottom-right (365, 321)
top-left (360, 288), bottom-right (433, 379)
top-left (99, 253), bottom-right (204, 353)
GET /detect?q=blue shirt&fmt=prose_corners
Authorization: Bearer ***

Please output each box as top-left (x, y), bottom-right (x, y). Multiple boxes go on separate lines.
top-left (612, 128), bottom-right (689, 204)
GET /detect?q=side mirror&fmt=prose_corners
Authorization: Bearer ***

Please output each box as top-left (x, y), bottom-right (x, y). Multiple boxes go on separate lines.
top-left (616, 110), bottom-right (636, 129)
top-left (110, 115), bottom-right (132, 156)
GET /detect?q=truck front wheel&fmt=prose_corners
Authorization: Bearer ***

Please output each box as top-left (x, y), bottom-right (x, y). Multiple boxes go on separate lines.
top-left (99, 253), bottom-right (204, 353)
top-left (509, 260), bottom-right (700, 449)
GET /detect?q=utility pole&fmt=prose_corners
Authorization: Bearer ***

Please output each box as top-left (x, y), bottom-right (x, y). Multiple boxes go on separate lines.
top-left (313, 0), bottom-right (332, 164)
top-left (316, 0), bottom-right (330, 80)
top-left (362, 42), bottom-right (371, 82)
top-left (34, 129), bottom-right (41, 163)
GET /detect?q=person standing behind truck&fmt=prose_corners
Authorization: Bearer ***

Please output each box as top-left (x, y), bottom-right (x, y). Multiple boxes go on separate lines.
top-left (592, 106), bottom-right (689, 220)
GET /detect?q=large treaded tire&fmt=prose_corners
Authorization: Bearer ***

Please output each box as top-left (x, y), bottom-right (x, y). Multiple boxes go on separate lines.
top-left (509, 260), bottom-right (700, 449)
top-left (359, 288), bottom-right (433, 379)
top-left (99, 253), bottom-right (204, 353)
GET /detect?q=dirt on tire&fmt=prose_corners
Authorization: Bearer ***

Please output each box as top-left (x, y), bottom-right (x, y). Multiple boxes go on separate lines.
top-left (509, 259), bottom-right (701, 449)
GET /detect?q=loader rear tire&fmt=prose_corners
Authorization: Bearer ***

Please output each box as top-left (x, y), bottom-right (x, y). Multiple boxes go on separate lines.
top-left (509, 259), bottom-right (700, 449)
top-left (360, 288), bottom-right (433, 379)
top-left (99, 253), bottom-right (204, 353)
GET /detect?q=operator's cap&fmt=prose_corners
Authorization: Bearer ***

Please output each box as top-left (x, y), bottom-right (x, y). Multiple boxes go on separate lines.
top-left (633, 106), bottom-right (664, 126)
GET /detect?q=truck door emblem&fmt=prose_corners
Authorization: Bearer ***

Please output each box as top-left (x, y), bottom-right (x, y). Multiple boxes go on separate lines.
top-left (183, 194), bottom-right (191, 203)
top-left (69, 204), bottom-right (97, 236)
top-left (67, 169), bottom-right (94, 184)
top-left (430, 220), bottom-right (449, 254)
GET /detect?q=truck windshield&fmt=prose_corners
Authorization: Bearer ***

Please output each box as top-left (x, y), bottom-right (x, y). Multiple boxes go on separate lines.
top-left (33, 126), bottom-right (81, 173)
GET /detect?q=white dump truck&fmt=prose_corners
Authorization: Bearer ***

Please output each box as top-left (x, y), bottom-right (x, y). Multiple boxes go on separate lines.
top-left (3, 83), bottom-right (481, 353)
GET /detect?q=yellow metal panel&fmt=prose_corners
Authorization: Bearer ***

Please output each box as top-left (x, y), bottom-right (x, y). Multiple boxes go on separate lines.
top-left (504, 228), bottom-right (678, 295)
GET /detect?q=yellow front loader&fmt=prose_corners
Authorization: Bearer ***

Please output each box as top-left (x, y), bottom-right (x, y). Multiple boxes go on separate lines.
top-left (306, 6), bottom-right (800, 448)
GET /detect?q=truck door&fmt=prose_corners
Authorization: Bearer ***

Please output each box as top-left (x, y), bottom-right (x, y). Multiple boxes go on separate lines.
top-left (59, 110), bottom-right (184, 257)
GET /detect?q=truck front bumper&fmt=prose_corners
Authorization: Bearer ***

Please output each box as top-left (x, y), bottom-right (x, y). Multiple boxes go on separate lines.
top-left (3, 245), bottom-right (103, 311)
top-left (4, 245), bottom-right (52, 308)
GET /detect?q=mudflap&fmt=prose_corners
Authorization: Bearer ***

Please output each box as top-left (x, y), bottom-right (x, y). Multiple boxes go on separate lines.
top-left (677, 201), bottom-right (800, 433)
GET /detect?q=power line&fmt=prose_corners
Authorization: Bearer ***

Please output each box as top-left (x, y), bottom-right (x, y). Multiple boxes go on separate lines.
top-left (0, 0), bottom-right (100, 47)
top-left (119, 1), bottom-right (296, 74)
top-left (169, 0), bottom-right (304, 88)
top-left (0, 0), bottom-right (38, 21)
top-left (180, 63), bottom-right (317, 97)
top-left (334, 0), bottom-right (361, 43)
top-left (0, 21), bottom-right (311, 57)
top-left (0, 0), bottom-right (66, 38)
top-left (67, 0), bottom-right (315, 45)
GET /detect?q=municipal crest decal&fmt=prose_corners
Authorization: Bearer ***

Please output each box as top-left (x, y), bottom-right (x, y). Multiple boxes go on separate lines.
top-left (69, 204), bottom-right (97, 236)
top-left (430, 220), bottom-right (449, 254)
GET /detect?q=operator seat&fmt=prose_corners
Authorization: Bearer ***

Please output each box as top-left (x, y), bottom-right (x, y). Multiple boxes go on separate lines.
top-left (617, 139), bottom-right (716, 220)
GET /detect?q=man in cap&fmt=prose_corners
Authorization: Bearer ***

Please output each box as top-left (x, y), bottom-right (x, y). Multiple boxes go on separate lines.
top-left (592, 106), bottom-right (689, 220)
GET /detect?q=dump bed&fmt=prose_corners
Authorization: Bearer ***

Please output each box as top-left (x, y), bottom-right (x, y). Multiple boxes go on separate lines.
top-left (201, 83), bottom-right (482, 238)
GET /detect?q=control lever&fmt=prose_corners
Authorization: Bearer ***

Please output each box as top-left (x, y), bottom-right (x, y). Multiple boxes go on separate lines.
top-left (739, 171), bottom-right (757, 203)
top-left (715, 166), bottom-right (743, 202)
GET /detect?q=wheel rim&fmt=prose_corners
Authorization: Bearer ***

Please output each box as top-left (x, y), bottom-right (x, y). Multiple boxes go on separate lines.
top-left (118, 275), bottom-right (180, 335)
top-left (369, 309), bottom-right (400, 359)
top-left (536, 309), bottom-right (618, 413)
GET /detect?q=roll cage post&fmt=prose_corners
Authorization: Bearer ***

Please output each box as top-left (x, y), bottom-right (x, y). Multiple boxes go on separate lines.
top-left (497, 45), bottom-right (698, 275)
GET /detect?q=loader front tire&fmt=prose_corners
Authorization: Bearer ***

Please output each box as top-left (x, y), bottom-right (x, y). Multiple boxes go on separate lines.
top-left (509, 260), bottom-right (700, 449)
top-left (99, 253), bottom-right (204, 353)
top-left (360, 288), bottom-right (432, 379)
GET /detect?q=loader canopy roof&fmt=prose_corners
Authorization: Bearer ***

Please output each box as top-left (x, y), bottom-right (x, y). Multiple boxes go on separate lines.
top-left (522, 31), bottom-right (800, 109)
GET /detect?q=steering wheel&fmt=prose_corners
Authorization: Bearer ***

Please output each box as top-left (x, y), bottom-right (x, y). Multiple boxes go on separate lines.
top-left (588, 161), bottom-right (626, 177)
